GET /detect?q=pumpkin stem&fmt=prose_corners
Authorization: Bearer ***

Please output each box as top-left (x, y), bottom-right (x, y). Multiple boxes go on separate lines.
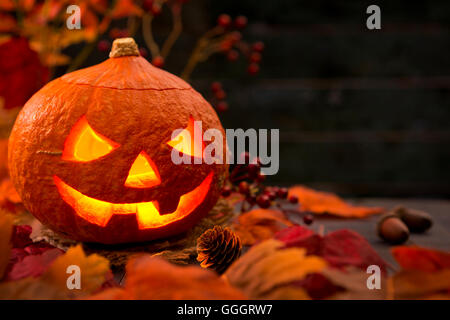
top-left (109, 38), bottom-right (140, 58)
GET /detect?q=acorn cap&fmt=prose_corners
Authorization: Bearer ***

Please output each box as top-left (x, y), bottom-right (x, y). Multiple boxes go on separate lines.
top-left (393, 206), bottom-right (433, 233)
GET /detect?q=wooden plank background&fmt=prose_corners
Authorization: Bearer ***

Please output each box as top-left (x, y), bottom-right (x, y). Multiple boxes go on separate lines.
top-left (64, 0), bottom-right (450, 197)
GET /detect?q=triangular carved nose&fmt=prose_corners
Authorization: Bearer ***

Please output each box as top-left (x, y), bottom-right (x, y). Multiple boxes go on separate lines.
top-left (124, 151), bottom-right (161, 188)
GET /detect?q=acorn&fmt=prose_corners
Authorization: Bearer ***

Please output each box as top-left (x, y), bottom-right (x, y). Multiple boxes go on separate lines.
top-left (393, 206), bottom-right (433, 233)
top-left (377, 213), bottom-right (409, 245)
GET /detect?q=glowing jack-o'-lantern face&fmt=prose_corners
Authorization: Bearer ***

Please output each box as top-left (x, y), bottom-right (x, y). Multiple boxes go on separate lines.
top-left (53, 115), bottom-right (213, 229)
top-left (8, 38), bottom-right (228, 244)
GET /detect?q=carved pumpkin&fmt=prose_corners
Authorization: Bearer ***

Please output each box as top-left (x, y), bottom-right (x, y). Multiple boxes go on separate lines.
top-left (8, 38), bottom-right (228, 244)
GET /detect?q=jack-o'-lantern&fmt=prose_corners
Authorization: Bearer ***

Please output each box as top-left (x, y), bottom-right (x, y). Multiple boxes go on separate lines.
top-left (8, 38), bottom-right (228, 244)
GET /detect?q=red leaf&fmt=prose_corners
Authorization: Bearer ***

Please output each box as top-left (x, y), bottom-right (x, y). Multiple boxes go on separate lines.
top-left (5, 248), bottom-right (63, 281)
top-left (275, 226), bottom-right (388, 274)
top-left (392, 246), bottom-right (450, 272)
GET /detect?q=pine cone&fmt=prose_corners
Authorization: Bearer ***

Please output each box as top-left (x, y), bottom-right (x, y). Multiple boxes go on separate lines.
top-left (197, 226), bottom-right (242, 274)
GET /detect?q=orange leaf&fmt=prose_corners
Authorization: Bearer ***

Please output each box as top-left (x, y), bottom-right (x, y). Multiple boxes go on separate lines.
top-left (110, 0), bottom-right (143, 19)
top-left (0, 138), bottom-right (8, 180)
top-left (231, 209), bottom-right (293, 246)
top-left (87, 255), bottom-right (246, 300)
top-left (0, 210), bottom-right (13, 279)
top-left (391, 246), bottom-right (450, 272)
top-left (288, 185), bottom-right (384, 218)
top-left (389, 269), bottom-right (450, 299)
top-left (0, 179), bottom-right (21, 205)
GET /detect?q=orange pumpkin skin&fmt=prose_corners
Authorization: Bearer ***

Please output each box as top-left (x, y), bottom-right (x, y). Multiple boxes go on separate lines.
top-left (8, 39), bottom-right (228, 244)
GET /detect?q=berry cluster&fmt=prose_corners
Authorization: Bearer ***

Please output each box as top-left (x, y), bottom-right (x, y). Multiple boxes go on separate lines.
top-left (210, 81), bottom-right (228, 113)
top-left (220, 152), bottom-right (314, 226)
top-left (216, 14), bottom-right (264, 76)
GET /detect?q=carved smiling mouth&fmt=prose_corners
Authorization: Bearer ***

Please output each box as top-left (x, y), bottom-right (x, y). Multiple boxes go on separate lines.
top-left (53, 172), bottom-right (213, 229)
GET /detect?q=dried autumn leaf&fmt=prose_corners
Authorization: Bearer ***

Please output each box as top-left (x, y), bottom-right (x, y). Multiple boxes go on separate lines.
top-left (87, 255), bottom-right (246, 300)
top-left (224, 239), bottom-right (327, 299)
top-left (43, 244), bottom-right (110, 294)
top-left (391, 246), bottom-right (450, 272)
top-left (389, 269), bottom-right (450, 300)
top-left (275, 226), bottom-right (388, 273)
top-left (0, 210), bottom-right (13, 279)
top-left (288, 185), bottom-right (384, 218)
top-left (231, 209), bottom-right (293, 246)
top-left (0, 139), bottom-right (9, 179)
top-left (321, 267), bottom-right (386, 300)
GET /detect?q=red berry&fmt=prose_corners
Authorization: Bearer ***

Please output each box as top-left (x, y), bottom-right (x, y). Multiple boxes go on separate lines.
top-left (215, 89), bottom-right (226, 100)
top-left (247, 63), bottom-right (260, 75)
top-left (266, 191), bottom-right (276, 201)
top-left (247, 163), bottom-right (260, 179)
top-left (152, 56), bottom-right (164, 68)
top-left (239, 151), bottom-right (251, 164)
top-left (217, 14), bottom-right (231, 28)
top-left (221, 186), bottom-right (231, 197)
top-left (220, 39), bottom-right (233, 52)
top-left (151, 3), bottom-right (162, 15)
top-left (227, 49), bottom-right (239, 61)
top-left (139, 47), bottom-right (148, 57)
top-left (97, 40), bottom-right (110, 52)
top-left (142, 0), bottom-right (154, 11)
top-left (256, 172), bottom-right (266, 182)
top-left (238, 181), bottom-right (249, 195)
top-left (288, 195), bottom-right (299, 204)
top-left (234, 15), bottom-right (248, 29)
top-left (252, 41), bottom-right (265, 52)
top-left (277, 187), bottom-right (288, 199)
top-left (249, 52), bottom-right (262, 63)
top-left (256, 194), bottom-right (271, 209)
top-left (303, 214), bottom-right (314, 225)
top-left (216, 101), bottom-right (228, 112)
top-left (211, 81), bottom-right (222, 93)
top-left (246, 195), bottom-right (256, 205)
top-left (229, 31), bottom-right (242, 43)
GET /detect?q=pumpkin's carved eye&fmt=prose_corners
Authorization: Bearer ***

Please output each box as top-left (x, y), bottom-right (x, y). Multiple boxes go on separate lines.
top-left (167, 116), bottom-right (204, 158)
top-left (62, 116), bottom-right (119, 162)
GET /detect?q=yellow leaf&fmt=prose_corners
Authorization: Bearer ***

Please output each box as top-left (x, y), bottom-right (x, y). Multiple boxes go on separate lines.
top-left (43, 244), bottom-right (110, 294)
top-left (224, 239), bottom-right (327, 299)
top-left (0, 210), bottom-right (13, 279)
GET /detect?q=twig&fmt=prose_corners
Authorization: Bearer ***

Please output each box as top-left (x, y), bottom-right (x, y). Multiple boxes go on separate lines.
top-left (142, 13), bottom-right (160, 58)
top-left (160, 3), bottom-right (183, 59)
top-left (181, 26), bottom-right (223, 80)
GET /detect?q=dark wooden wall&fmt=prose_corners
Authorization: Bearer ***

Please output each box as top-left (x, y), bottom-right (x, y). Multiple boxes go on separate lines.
top-left (184, 0), bottom-right (450, 197)
top-left (68, 0), bottom-right (450, 197)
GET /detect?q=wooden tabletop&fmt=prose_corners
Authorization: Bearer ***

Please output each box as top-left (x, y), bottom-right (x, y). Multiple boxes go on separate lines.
top-left (301, 198), bottom-right (450, 268)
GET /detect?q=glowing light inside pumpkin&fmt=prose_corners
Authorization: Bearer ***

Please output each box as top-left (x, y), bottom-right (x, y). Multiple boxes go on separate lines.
top-left (124, 151), bottom-right (161, 188)
top-left (167, 116), bottom-right (204, 158)
top-left (53, 172), bottom-right (213, 229)
top-left (62, 115), bottom-right (119, 162)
